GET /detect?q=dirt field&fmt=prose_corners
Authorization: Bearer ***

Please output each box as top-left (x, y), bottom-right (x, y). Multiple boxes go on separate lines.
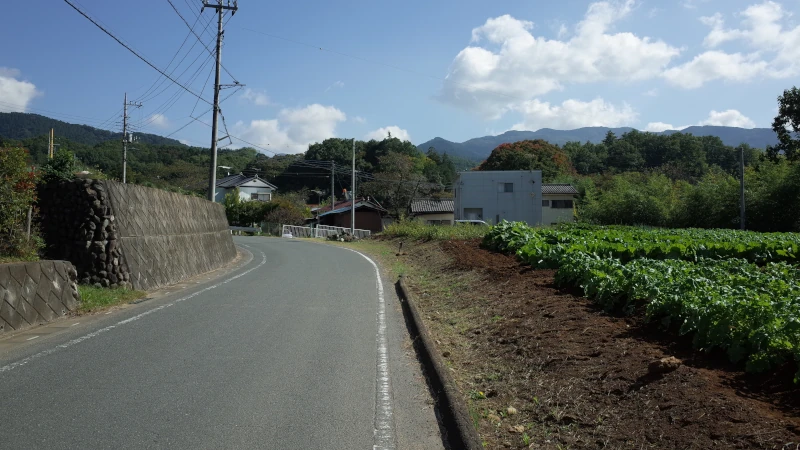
top-left (380, 238), bottom-right (800, 449)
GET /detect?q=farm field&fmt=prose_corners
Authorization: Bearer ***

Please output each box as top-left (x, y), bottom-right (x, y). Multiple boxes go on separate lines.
top-left (351, 225), bottom-right (800, 449)
top-left (484, 222), bottom-right (800, 383)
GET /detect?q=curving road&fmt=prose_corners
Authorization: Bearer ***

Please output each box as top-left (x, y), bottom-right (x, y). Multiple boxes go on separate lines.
top-left (0, 237), bottom-right (444, 449)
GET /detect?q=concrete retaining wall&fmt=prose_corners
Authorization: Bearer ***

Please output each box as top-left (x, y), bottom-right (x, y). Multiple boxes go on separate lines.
top-left (0, 260), bottom-right (80, 334)
top-left (38, 180), bottom-right (236, 292)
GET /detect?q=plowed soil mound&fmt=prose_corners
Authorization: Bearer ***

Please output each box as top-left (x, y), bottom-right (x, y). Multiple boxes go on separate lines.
top-left (411, 239), bottom-right (800, 449)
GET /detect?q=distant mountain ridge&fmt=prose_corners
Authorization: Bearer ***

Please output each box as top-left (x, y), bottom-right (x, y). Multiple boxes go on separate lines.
top-left (0, 112), bottom-right (184, 147)
top-left (417, 126), bottom-right (779, 162)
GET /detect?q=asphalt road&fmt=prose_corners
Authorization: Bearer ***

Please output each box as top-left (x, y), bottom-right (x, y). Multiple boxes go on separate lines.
top-left (0, 237), bottom-right (444, 450)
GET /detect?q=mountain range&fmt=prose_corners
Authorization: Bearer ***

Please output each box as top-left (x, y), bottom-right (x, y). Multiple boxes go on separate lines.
top-left (0, 113), bottom-right (780, 165)
top-left (0, 112), bottom-right (183, 147)
top-left (417, 126), bottom-right (779, 162)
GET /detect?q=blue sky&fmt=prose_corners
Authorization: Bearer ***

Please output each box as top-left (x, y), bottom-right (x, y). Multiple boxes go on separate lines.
top-left (0, 0), bottom-right (796, 154)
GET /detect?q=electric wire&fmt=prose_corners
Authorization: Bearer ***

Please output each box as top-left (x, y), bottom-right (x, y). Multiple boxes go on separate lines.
top-left (168, 0), bottom-right (239, 84)
top-left (63, 0), bottom-right (211, 105)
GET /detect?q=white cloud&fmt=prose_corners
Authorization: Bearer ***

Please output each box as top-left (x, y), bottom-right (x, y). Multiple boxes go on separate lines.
top-left (667, 1), bottom-right (800, 88)
top-left (147, 113), bottom-right (170, 129)
top-left (439, 2), bottom-right (680, 118)
top-left (0, 67), bottom-right (42, 112)
top-left (645, 122), bottom-right (679, 132)
top-left (325, 80), bottom-right (345, 93)
top-left (663, 51), bottom-right (768, 89)
top-left (364, 126), bottom-right (411, 142)
top-left (681, 0), bottom-right (710, 9)
top-left (352, 116), bottom-right (367, 124)
top-left (179, 139), bottom-right (192, 146)
top-left (510, 98), bottom-right (637, 131)
top-left (644, 109), bottom-right (755, 132)
top-left (241, 88), bottom-right (270, 106)
top-left (643, 88), bottom-right (659, 97)
top-left (233, 104), bottom-right (347, 154)
top-left (698, 109), bottom-right (756, 128)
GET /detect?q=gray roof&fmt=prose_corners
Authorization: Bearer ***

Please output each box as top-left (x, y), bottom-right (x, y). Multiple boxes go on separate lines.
top-left (216, 173), bottom-right (277, 189)
top-left (541, 184), bottom-right (579, 195)
top-left (317, 198), bottom-right (387, 217)
top-left (410, 198), bottom-right (455, 214)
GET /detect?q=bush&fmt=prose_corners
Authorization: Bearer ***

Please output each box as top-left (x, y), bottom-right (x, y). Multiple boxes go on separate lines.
top-left (40, 149), bottom-right (78, 184)
top-left (0, 147), bottom-right (42, 259)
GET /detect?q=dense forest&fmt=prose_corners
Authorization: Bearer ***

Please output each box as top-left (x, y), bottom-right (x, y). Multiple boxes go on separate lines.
top-left (0, 113), bottom-right (183, 146)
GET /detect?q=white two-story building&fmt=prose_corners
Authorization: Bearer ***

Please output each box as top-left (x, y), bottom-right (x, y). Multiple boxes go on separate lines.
top-left (214, 173), bottom-right (277, 203)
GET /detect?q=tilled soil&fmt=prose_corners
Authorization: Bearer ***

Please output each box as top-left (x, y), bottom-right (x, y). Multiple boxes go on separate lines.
top-left (401, 238), bottom-right (800, 449)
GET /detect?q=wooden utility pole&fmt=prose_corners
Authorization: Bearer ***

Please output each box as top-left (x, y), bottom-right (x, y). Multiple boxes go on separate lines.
top-left (48, 129), bottom-right (54, 159)
top-left (203, 0), bottom-right (238, 202)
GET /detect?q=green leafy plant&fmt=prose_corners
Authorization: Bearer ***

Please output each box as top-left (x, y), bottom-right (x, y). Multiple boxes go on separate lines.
top-left (483, 221), bottom-right (800, 382)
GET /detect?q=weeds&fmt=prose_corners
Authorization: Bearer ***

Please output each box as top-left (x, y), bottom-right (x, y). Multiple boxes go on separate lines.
top-left (78, 285), bottom-right (146, 312)
top-left (382, 221), bottom-right (488, 240)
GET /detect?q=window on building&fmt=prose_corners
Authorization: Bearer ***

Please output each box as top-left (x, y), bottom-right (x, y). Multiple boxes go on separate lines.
top-left (542, 200), bottom-right (550, 207)
top-left (551, 200), bottom-right (574, 209)
top-left (498, 182), bottom-right (514, 193)
top-left (250, 192), bottom-right (271, 202)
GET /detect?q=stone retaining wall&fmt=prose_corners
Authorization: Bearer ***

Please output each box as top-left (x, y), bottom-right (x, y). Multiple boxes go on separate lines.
top-left (0, 260), bottom-right (80, 334)
top-left (38, 180), bottom-right (236, 292)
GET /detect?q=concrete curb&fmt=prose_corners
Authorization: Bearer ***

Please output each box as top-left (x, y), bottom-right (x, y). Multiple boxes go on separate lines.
top-left (396, 274), bottom-right (483, 450)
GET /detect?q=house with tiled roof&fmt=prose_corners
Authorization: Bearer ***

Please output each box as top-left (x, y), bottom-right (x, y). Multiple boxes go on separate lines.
top-left (214, 173), bottom-right (277, 203)
top-left (409, 198), bottom-right (454, 225)
top-left (541, 184), bottom-right (578, 225)
top-left (314, 197), bottom-right (388, 232)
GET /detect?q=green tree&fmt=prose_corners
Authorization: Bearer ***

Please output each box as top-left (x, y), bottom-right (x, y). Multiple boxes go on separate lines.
top-left (772, 86), bottom-right (800, 161)
top-left (606, 140), bottom-right (644, 172)
top-left (477, 139), bottom-right (574, 182)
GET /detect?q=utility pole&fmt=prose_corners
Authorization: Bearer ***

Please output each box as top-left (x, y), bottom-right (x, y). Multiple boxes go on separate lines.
top-left (122, 93), bottom-right (142, 184)
top-left (330, 161), bottom-right (336, 212)
top-left (203, 0), bottom-right (238, 202)
top-left (351, 139), bottom-right (356, 235)
top-left (48, 129), bottom-right (54, 159)
top-left (740, 145), bottom-right (746, 230)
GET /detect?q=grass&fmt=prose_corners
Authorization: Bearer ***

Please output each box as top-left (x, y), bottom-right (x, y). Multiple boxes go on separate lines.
top-left (381, 221), bottom-right (489, 240)
top-left (0, 255), bottom-right (39, 264)
top-left (78, 285), bottom-right (147, 313)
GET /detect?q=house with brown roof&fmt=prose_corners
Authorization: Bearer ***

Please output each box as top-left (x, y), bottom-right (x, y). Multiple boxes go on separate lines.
top-left (541, 184), bottom-right (579, 225)
top-left (409, 198), bottom-right (454, 225)
top-left (315, 197), bottom-right (388, 233)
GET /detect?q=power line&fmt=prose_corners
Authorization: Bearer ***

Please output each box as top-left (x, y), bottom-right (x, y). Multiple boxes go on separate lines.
top-left (133, 8), bottom-right (203, 103)
top-left (168, 0), bottom-right (239, 84)
top-left (132, 52), bottom-right (216, 130)
top-left (64, 0), bottom-right (211, 106)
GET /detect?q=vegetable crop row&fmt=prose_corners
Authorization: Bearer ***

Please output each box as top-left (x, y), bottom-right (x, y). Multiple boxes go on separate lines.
top-left (482, 222), bottom-right (800, 382)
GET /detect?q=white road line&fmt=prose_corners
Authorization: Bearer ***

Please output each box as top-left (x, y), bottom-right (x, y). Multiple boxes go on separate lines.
top-left (341, 247), bottom-right (396, 450)
top-left (26, 336), bottom-right (39, 341)
top-left (0, 246), bottom-right (265, 374)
